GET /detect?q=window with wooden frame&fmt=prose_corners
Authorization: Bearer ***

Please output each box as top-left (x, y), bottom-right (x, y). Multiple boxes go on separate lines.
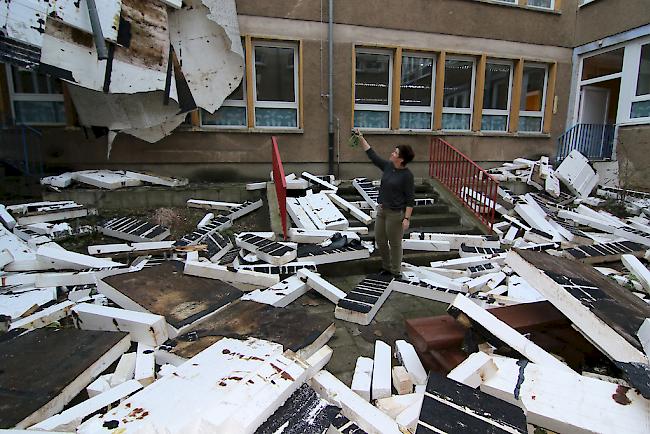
top-left (201, 80), bottom-right (247, 127)
top-left (200, 38), bottom-right (300, 129)
top-left (5, 64), bottom-right (65, 125)
top-left (442, 57), bottom-right (476, 131)
top-left (526, 0), bottom-right (554, 10)
top-left (399, 52), bottom-right (435, 131)
top-left (354, 48), bottom-right (393, 130)
top-left (518, 63), bottom-right (548, 132)
top-left (481, 60), bottom-right (513, 131)
top-left (253, 40), bottom-right (300, 128)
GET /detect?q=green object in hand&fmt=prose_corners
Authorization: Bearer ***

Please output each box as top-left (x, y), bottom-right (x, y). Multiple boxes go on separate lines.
top-left (348, 133), bottom-right (360, 148)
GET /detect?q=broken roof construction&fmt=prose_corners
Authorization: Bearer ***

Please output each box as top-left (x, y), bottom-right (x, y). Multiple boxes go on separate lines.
top-left (1, 0), bottom-right (243, 149)
top-left (1, 154), bottom-right (650, 433)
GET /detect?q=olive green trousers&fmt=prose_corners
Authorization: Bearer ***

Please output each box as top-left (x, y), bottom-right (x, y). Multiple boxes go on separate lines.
top-left (375, 206), bottom-right (405, 275)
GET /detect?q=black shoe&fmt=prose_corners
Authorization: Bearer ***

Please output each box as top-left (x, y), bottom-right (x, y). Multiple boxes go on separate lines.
top-left (392, 274), bottom-right (403, 280)
top-left (379, 269), bottom-right (392, 276)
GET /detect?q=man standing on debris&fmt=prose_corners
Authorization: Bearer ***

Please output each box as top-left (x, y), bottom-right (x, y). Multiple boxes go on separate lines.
top-left (354, 129), bottom-right (415, 279)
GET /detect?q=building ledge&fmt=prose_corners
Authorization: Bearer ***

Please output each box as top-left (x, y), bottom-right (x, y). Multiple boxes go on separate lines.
top-left (469, 0), bottom-right (561, 15)
top-left (178, 126), bottom-right (304, 134)
top-left (361, 130), bottom-right (551, 139)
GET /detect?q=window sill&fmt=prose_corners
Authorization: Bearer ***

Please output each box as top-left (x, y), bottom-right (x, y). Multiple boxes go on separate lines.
top-left (360, 129), bottom-right (551, 138)
top-left (470, 0), bottom-right (561, 15)
top-left (578, 0), bottom-right (597, 9)
top-left (179, 126), bottom-right (304, 134)
top-left (618, 120), bottom-right (650, 128)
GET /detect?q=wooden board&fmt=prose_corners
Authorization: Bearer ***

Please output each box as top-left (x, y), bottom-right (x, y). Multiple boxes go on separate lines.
top-left (513, 249), bottom-right (650, 354)
top-left (101, 260), bottom-right (242, 329)
top-left (162, 297), bottom-right (334, 359)
top-left (416, 373), bottom-right (526, 433)
top-left (255, 384), bottom-right (340, 434)
top-left (0, 328), bottom-right (129, 428)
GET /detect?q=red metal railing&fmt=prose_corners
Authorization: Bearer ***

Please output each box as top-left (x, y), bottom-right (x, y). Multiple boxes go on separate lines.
top-left (271, 136), bottom-right (288, 240)
top-left (429, 137), bottom-right (498, 232)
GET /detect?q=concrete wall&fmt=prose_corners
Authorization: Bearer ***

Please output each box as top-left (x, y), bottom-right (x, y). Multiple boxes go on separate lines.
top-left (616, 125), bottom-right (650, 190)
top-left (236, 0), bottom-right (578, 47)
top-left (575, 0), bottom-right (650, 46)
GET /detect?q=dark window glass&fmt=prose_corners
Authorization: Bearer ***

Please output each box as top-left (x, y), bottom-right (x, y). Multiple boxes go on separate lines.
top-left (581, 48), bottom-right (624, 81)
top-left (636, 44), bottom-right (650, 96)
top-left (355, 52), bottom-right (390, 106)
top-left (254, 46), bottom-right (295, 102)
top-left (521, 66), bottom-right (546, 112)
top-left (400, 55), bottom-right (433, 107)
top-left (443, 59), bottom-right (473, 108)
top-left (483, 63), bottom-right (511, 110)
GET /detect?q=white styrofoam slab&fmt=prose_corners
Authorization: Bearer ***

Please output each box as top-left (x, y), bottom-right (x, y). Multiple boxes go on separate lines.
top-left (72, 303), bottom-right (169, 346)
top-left (372, 340), bottom-right (392, 400)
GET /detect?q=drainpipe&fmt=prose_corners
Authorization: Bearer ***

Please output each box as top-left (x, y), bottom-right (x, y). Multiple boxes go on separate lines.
top-left (327, 0), bottom-right (334, 175)
top-left (86, 0), bottom-right (109, 60)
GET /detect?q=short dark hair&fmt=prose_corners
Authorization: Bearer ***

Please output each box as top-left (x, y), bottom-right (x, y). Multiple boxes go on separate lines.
top-left (397, 144), bottom-right (415, 166)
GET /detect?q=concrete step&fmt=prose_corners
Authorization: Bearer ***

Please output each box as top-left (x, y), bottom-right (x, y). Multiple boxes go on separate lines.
top-left (318, 250), bottom-right (458, 277)
top-left (412, 203), bottom-right (449, 214)
top-left (335, 183), bottom-right (433, 195)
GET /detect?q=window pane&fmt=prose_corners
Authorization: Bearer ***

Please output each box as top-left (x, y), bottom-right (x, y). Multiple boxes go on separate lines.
top-left (12, 67), bottom-right (36, 93)
top-left (527, 0), bottom-right (552, 8)
top-left (354, 110), bottom-right (389, 129)
top-left (355, 52), bottom-right (391, 106)
top-left (255, 108), bottom-right (297, 127)
top-left (631, 101), bottom-right (650, 119)
top-left (581, 48), bottom-right (624, 81)
top-left (521, 66), bottom-right (546, 112)
top-left (201, 107), bottom-right (246, 127)
top-left (636, 44), bottom-right (650, 96)
top-left (481, 115), bottom-right (508, 131)
top-left (443, 60), bottom-right (473, 109)
top-left (400, 56), bottom-right (433, 107)
top-left (518, 115), bottom-right (542, 132)
top-left (400, 112), bottom-right (432, 130)
top-left (254, 46), bottom-right (295, 102)
top-left (14, 101), bottom-right (65, 124)
top-left (483, 63), bottom-right (511, 110)
top-left (442, 113), bottom-right (470, 130)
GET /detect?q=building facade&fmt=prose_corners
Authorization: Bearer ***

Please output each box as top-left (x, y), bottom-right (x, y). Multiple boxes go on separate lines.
top-left (1, 0), bottom-right (649, 187)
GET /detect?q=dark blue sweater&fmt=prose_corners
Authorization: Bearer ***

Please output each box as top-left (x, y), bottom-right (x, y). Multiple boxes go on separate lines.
top-left (366, 148), bottom-right (415, 210)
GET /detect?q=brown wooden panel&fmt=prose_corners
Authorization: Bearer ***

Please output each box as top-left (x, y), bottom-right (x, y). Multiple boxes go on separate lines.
top-left (102, 260), bottom-right (242, 329)
top-left (0, 328), bottom-right (128, 428)
top-left (190, 109), bottom-right (200, 127)
top-left (509, 58), bottom-right (524, 133)
top-left (516, 249), bottom-right (650, 349)
top-left (391, 47), bottom-right (402, 130)
top-left (245, 35), bottom-right (255, 128)
top-left (433, 51), bottom-right (446, 130)
top-left (405, 300), bottom-right (569, 353)
top-left (163, 296), bottom-right (334, 359)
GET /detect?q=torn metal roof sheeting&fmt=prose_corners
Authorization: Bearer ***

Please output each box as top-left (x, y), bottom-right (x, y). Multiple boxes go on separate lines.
top-left (168, 0), bottom-right (245, 113)
top-left (2, 0), bottom-right (244, 148)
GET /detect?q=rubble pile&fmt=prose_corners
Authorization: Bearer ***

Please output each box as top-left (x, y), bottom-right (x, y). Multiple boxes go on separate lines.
top-left (41, 170), bottom-right (189, 191)
top-left (1, 160), bottom-right (649, 433)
